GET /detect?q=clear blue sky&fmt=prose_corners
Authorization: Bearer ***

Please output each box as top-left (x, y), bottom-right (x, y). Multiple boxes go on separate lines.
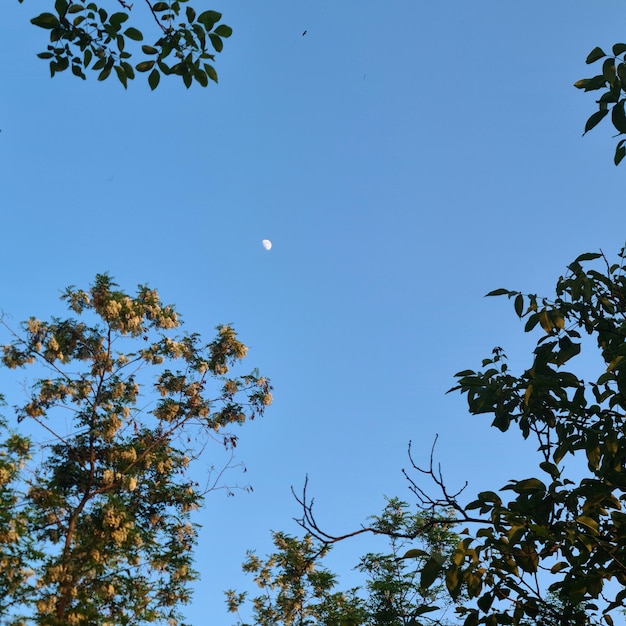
top-left (2, 1), bottom-right (626, 623)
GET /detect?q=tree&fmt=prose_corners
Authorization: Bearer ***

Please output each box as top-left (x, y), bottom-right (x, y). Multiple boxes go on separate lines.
top-left (576, 43), bottom-right (626, 164)
top-left (0, 273), bottom-right (272, 625)
top-left (296, 248), bottom-right (626, 625)
top-left (226, 497), bottom-right (460, 626)
top-left (18, 0), bottom-right (232, 89)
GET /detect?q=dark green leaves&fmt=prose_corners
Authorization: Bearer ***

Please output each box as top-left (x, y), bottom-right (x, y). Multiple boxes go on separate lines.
top-left (198, 10), bottom-right (222, 29)
top-left (123, 27), bottom-right (143, 41)
top-left (583, 109), bottom-right (609, 135)
top-left (31, 13), bottom-right (59, 29)
top-left (613, 43), bottom-right (626, 56)
top-left (148, 69), bottom-right (160, 90)
top-left (420, 553), bottom-right (446, 589)
top-left (586, 47), bottom-right (606, 64)
top-left (574, 75), bottom-right (608, 91)
top-left (29, 2), bottom-right (232, 89)
top-left (615, 139), bottom-right (626, 165)
top-left (573, 252), bottom-right (602, 263)
top-left (136, 60), bottom-right (155, 72)
top-left (577, 43), bottom-right (626, 163)
top-left (612, 100), bottom-right (626, 133)
top-left (503, 478), bottom-right (546, 494)
top-left (214, 24), bottom-right (233, 38)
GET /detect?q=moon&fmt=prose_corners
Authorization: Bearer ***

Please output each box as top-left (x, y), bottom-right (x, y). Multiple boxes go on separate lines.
top-left (262, 239), bottom-right (272, 251)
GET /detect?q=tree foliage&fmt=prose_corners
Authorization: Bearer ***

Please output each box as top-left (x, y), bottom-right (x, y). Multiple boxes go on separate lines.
top-left (226, 498), bottom-right (461, 626)
top-left (576, 43), bottom-right (626, 164)
top-left (0, 274), bottom-right (271, 625)
top-left (296, 248), bottom-right (626, 625)
top-left (19, 0), bottom-right (232, 89)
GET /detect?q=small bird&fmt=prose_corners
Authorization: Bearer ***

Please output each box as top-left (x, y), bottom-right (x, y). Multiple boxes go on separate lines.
top-left (302, 30), bottom-right (307, 36)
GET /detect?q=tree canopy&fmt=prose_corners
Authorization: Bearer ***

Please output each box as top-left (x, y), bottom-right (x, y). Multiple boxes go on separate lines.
top-left (0, 274), bottom-right (271, 625)
top-left (291, 248), bottom-right (626, 626)
top-left (20, 0), bottom-right (232, 88)
top-left (227, 498), bottom-right (460, 626)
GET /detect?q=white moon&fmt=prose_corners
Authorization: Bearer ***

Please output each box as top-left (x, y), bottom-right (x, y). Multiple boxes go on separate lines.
top-left (262, 239), bottom-right (272, 250)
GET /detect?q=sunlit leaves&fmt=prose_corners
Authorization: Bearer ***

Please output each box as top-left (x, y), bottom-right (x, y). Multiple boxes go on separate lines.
top-left (228, 499), bottom-right (459, 626)
top-left (28, 1), bottom-right (232, 88)
top-left (444, 248), bottom-right (626, 624)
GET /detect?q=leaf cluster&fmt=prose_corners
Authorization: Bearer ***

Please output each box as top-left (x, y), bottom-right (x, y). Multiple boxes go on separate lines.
top-left (293, 249), bottom-right (626, 626)
top-left (227, 499), bottom-right (461, 626)
top-left (576, 44), bottom-right (626, 164)
top-left (23, 0), bottom-right (232, 88)
top-left (414, 249), bottom-right (626, 625)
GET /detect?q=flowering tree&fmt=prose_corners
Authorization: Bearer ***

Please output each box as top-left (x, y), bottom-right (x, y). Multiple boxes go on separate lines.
top-left (0, 273), bottom-right (272, 625)
top-left (226, 498), bottom-right (460, 626)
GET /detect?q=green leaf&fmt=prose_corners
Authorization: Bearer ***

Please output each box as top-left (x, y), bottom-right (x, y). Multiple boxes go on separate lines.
top-left (550, 561), bottom-right (569, 573)
top-left (539, 461), bottom-right (560, 479)
top-left (514, 294), bottom-right (524, 318)
top-left (54, 0), bottom-right (68, 15)
top-left (420, 553), bottom-right (446, 589)
top-left (114, 65), bottom-right (128, 88)
top-left (214, 24), bottom-right (233, 38)
top-left (615, 140), bottom-right (626, 166)
top-left (586, 47), bottom-right (606, 64)
top-left (185, 6), bottom-right (196, 23)
top-left (505, 478), bottom-right (546, 494)
top-left (204, 63), bottom-right (218, 83)
top-left (613, 43), bottom-right (626, 56)
top-left (136, 60), bottom-right (155, 72)
top-left (485, 288), bottom-right (510, 297)
top-left (31, 13), bottom-right (60, 29)
top-left (576, 515), bottom-right (599, 534)
top-left (402, 548), bottom-right (428, 559)
top-left (198, 10), bottom-right (221, 29)
top-left (602, 58), bottom-right (617, 83)
top-left (152, 1), bottom-right (168, 10)
top-left (148, 68), bottom-right (160, 90)
top-left (124, 27), bottom-right (143, 41)
top-left (574, 252), bottom-right (602, 263)
top-left (477, 490), bottom-right (502, 505)
top-left (524, 313), bottom-right (540, 332)
top-left (142, 45), bottom-right (159, 55)
top-left (98, 66), bottom-right (112, 81)
top-left (574, 75), bottom-right (608, 92)
top-left (583, 109), bottom-right (609, 135)
top-left (412, 605), bottom-right (439, 616)
top-left (109, 12), bottom-right (129, 28)
top-left (194, 68), bottom-right (208, 87)
top-left (555, 337), bottom-right (581, 366)
top-left (612, 100), bottom-right (626, 133)
top-left (209, 33), bottom-right (223, 53)
top-left (121, 61), bottom-right (135, 80)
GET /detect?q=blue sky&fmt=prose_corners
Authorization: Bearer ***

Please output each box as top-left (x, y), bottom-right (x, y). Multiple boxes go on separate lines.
top-left (2, 1), bottom-right (626, 622)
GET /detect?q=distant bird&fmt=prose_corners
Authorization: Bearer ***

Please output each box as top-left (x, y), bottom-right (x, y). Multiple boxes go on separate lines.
top-left (302, 30), bottom-right (307, 36)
